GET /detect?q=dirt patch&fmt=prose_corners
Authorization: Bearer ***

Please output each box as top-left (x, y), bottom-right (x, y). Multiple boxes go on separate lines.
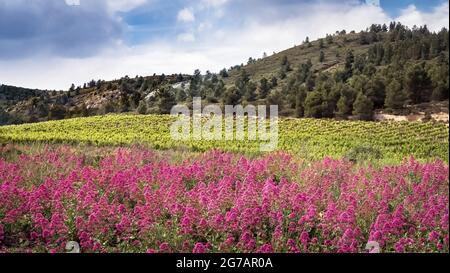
top-left (374, 112), bottom-right (449, 123)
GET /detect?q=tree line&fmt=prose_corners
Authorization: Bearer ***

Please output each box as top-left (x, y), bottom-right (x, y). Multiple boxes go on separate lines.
top-left (1, 22), bottom-right (448, 125)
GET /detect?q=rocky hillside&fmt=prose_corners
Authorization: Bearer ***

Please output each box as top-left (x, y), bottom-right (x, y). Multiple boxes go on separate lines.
top-left (1, 22), bottom-right (449, 125)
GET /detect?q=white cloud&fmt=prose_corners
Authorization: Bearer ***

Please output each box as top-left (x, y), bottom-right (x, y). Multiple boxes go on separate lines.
top-left (198, 22), bottom-right (213, 32)
top-left (396, 2), bottom-right (449, 31)
top-left (105, 0), bottom-right (148, 12)
top-left (201, 0), bottom-right (229, 8)
top-left (177, 32), bottom-right (196, 42)
top-left (1, 1), bottom-right (449, 90)
top-left (177, 8), bottom-right (196, 23)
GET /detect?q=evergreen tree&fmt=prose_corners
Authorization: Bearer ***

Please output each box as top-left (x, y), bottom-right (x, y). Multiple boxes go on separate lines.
top-left (319, 39), bottom-right (324, 49)
top-left (0, 109), bottom-right (11, 125)
top-left (431, 82), bottom-right (448, 101)
top-left (271, 77), bottom-right (278, 88)
top-left (267, 90), bottom-right (284, 112)
top-left (157, 88), bottom-right (176, 114)
top-left (119, 92), bottom-right (130, 112)
top-left (336, 84), bottom-right (356, 118)
top-left (385, 79), bottom-right (408, 110)
top-left (304, 91), bottom-right (324, 118)
top-left (189, 69), bottom-right (202, 98)
top-left (337, 50), bottom-right (354, 82)
top-left (429, 57), bottom-right (449, 101)
top-left (279, 55), bottom-right (292, 79)
top-left (359, 32), bottom-right (370, 45)
top-left (244, 81), bottom-right (257, 102)
top-left (48, 105), bottom-right (67, 120)
top-left (295, 86), bottom-right (307, 117)
top-left (365, 77), bottom-right (386, 109)
top-left (319, 50), bottom-right (325, 63)
top-left (213, 80), bottom-right (226, 98)
top-left (137, 100), bottom-right (148, 115)
top-left (326, 34), bottom-right (333, 44)
top-left (352, 92), bottom-right (374, 121)
top-left (405, 63), bottom-right (432, 104)
top-left (219, 68), bottom-right (229, 78)
top-left (258, 77), bottom-right (270, 99)
top-left (223, 87), bottom-right (241, 105)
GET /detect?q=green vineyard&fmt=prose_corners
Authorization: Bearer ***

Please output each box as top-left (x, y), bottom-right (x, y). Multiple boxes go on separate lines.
top-left (0, 114), bottom-right (448, 163)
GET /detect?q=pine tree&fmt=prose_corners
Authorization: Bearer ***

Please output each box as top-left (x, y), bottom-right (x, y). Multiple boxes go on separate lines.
top-left (340, 50), bottom-right (354, 81)
top-left (267, 90), bottom-right (284, 112)
top-left (304, 91), bottom-right (324, 118)
top-left (157, 88), bottom-right (176, 114)
top-left (271, 77), bottom-right (278, 88)
top-left (279, 55), bottom-right (292, 78)
top-left (337, 95), bottom-right (351, 118)
top-left (365, 77), bottom-right (386, 109)
top-left (385, 79), bottom-right (408, 110)
top-left (319, 50), bottom-right (325, 63)
top-left (431, 82), bottom-right (448, 101)
top-left (244, 81), bottom-right (257, 102)
top-left (137, 100), bottom-right (148, 115)
top-left (223, 87), bottom-right (241, 105)
top-left (405, 63), bottom-right (432, 104)
top-left (213, 80), bottom-right (226, 98)
top-left (319, 39), bottom-right (324, 49)
top-left (295, 86), bottom-right (307, 117)
top-left (326, 34), bottom-right (333, 44)
top-left (352, 92), bottom-right (373, 121)
top-left (258, 77), bottom-right (270, 99)
top-left (219, 68), bottom-right (229, 78)
top-left (336, 85), bottom-right (356, 118)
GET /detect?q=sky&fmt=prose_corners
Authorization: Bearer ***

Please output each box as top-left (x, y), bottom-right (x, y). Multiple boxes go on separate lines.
top-left (0, 0), bottom-right (448, 90)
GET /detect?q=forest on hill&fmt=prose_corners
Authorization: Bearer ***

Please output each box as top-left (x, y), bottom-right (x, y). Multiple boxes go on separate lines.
top-left (1, 22), bottom-right (448, 125)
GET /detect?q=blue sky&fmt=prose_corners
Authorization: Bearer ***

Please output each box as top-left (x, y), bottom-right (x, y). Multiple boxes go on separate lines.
top-left (380, 0), bottom-right (446, 15)
top-left (0, 0), bottom-right (448, 90)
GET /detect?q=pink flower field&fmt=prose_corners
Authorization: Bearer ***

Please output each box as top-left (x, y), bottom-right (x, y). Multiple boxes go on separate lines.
top-left (0, 145), bottom-right (448, 253)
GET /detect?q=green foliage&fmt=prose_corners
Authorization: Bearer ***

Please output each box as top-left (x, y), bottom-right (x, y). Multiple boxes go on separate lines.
top-left (405, 63), bottom-right (433, 104)
top-left (258, 77), bottom-right (270, 99)
top-left (304, 91), bottom-right (324, 118)
top-left (336, 84), bottom-right (356, 118)
top-left (295, 86), bottom-right (307, 118)
top-left (0, 109), bottom-right (11, 125)
top-left (345, 145), bottom-right (382, 163)
top-left (223, 87), bottom-right (241, 105)
top-left (319, 50), bottom-right (325, 63)
top-left (156, 88), bottom-right (176, 114)
top-left (1, 23), bottom-right (448, 125)
top-left (385, 79), bottom-right (408, 110)
top-left (48, 105), bottom-right (67, 120)
top-left (279, 55), bottom-right (292, 79)
top-left (0, 115), bottom-right (447, 163)
top-left (137, 100), bottom-right (148, 115)
top-left (352, 92), bottom-right (374, 121)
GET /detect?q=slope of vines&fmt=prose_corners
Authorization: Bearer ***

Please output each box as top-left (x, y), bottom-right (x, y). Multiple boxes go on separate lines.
top-left (0, 114), bottom-right (448, 163)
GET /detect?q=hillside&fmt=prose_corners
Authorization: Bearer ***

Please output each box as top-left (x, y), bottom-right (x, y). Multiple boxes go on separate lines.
top-left (1, 74), bottom-right (189, 125)
top-left (220, 23), bottom-right (449, 118)
top-left (1, 22), bottom-right (449, 125)
top-left (224, 32), bottom-right (369, 85)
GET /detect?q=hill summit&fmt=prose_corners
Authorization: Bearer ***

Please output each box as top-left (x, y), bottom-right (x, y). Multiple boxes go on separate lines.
top-left (1, 22), bottom-right (448, 125)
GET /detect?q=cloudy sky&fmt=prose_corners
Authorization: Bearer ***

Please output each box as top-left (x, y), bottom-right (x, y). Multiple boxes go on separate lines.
top-left (0, 0), bottom-right (448, 90)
